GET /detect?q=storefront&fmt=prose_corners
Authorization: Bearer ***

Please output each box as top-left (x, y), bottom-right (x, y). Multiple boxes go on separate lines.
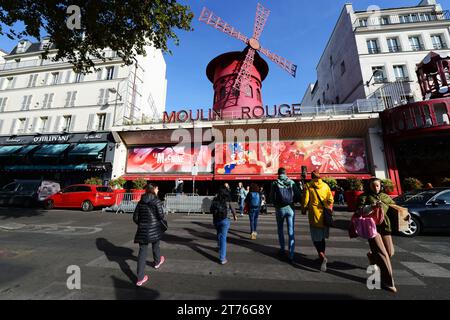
top-left (0, 132), bottom-right (116, 187)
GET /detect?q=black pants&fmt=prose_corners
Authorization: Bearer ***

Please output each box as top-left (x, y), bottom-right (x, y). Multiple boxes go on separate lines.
top-left (313, 240), bottom-right (326, 256)
top-left (137, 241), bottom-right (160, 281)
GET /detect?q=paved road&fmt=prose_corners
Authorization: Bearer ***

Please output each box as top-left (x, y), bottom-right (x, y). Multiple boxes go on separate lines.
top-left (0, 206), bottom-right (450, 300)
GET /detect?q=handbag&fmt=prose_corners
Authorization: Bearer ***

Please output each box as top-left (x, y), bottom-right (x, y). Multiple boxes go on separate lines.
top-left (313, 188), bottom-right (333, 227)
top-left (357, 205), bottom-right (384, 225)
top-left (160, 219), bottom-right (168, 232)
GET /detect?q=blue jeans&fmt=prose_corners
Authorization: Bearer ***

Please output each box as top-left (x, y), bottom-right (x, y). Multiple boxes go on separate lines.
top-left (214, 218), bottom-right (231, 262)
top-left (276, 206), bottom-right (295, 260)
top-left (239, 197), bottom-right (245, 215)
top-left (249, 207), bottom-right (260, 233)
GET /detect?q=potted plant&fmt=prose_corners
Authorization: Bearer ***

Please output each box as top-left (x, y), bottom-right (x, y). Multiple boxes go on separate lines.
top-left (109, 177), bottom-right (127, 203)
top-left (344, 177), bottom-right (364, 212)
top-left (84, 177), bottom-right (102, 186)
top-left (132, 178), bottom-right (147, 201)
top-left (323, 177), bottom-right (337, 197)
top-left (403, 177), bottom-right (423, 192)
top-left (382, 179), bottom-right (397, 196)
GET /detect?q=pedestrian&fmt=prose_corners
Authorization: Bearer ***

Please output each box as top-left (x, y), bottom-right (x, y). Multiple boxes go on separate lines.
top-left (245, 183), bottom-right (262, 240)
top-left (302, 171), bottom-right (334, 272)
top-left (210, 187), bottom-right (237, 265)
top-left (237, 182), bottom-right (247, 217)
top-left (357, 178), bottom-right (397, 293)
top-left (175, 179), bottom-right (184, 195)
top-left (133, 183), bottom-right (166, 286)
top-left (336, 185), bottom-right (345, 205)
top-left (270, 168), bottom-right (301, 263)
top-left (425, 183), bottom-right (433, 189)
top-left (260, 186), bottom-right (267, 215)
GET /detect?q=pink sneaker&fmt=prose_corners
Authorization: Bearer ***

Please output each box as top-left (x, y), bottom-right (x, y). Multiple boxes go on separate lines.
top-left (154, 256), bottom-right (165, 269)
top-left (136, 275), bottom-right (148, 287)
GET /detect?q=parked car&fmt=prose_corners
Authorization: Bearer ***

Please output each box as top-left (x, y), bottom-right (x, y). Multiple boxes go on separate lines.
top-left (394, 188), bottom-right (450, 237)
top-left (0, 180), bottom-right (60, 207)
top-left (44, 184), bottom-right (115, 211)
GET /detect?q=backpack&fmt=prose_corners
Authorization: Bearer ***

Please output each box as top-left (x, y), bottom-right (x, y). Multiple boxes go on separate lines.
top-left (249, 192), bottom-right (261, 208)
top-left (274, 183), bottom-right (293, 207)
top-left (210, 197), bottom-right (228, 221)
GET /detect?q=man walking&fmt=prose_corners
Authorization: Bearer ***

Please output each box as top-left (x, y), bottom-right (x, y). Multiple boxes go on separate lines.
top-left (237, 182), bottom-right (247, 217)
top-left (270, 168), bottom-right (300, 263)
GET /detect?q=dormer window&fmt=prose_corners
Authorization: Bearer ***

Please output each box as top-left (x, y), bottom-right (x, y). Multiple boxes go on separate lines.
top-left (16, 40), bottom-right (31, 53)
top-left (40, 39), bottom-right (51, 50)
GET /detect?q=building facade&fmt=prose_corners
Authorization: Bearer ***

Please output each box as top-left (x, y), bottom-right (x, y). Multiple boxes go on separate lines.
top-left (0, 38), bottom-right (167, 187)
top-left (302, 0), bottom-right (450, 108)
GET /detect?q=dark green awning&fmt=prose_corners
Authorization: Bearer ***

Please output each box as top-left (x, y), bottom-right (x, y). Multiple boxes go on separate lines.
top-left (33, 144), bottom-right (70, 158)
top-left (68, 143), bottom-right (107, 158)
top-left (0, 145), bottom-right (22, 157)
top-left (3, 164), bottom-right (88, 171)
top-left (15, 145), bottom-right (40, 156)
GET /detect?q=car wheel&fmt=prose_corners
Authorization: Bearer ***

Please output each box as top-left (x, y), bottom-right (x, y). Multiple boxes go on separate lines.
top-left (400, 215), bottom-right (421, 237)
top-left (82, 200), bottom-right (94, 212)
top-left (44, 200), bottom-right (54, 210)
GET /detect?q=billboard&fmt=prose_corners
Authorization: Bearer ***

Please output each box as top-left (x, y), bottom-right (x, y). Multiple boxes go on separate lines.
top-left (215, 139), bottom-right (368, 175)
top-left (127, 146), bottom-right (213, 174)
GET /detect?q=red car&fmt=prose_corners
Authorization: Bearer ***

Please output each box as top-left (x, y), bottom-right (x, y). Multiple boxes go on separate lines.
top-left (44, 184), bottom-right (115, 211)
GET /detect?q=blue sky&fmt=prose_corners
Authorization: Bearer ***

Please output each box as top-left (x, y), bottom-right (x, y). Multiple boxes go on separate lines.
top-left (0, 0), bottom-right (427, 112)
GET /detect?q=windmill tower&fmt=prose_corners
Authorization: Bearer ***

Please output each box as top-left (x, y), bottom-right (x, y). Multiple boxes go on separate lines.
top-left (200, 3), bottom-right (297, 119)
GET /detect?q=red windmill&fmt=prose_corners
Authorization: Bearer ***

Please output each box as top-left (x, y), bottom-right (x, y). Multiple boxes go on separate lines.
top-left (199, 3), bottom-right (298, 119)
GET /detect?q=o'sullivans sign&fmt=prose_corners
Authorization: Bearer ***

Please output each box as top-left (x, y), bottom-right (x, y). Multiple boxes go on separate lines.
top-left (163, 104), bottom-right (303, 124)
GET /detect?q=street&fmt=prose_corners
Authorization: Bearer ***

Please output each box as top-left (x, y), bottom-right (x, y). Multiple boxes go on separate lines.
top-left (1, 206), bottom-right (450, 300)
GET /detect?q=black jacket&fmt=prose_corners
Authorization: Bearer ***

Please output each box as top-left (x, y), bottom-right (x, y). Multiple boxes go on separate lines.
top-left (133, 193), bottom-right (165, 244)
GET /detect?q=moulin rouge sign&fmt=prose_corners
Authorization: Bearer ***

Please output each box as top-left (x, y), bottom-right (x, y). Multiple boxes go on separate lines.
top-left (162, 104), bottom-right (303, 124)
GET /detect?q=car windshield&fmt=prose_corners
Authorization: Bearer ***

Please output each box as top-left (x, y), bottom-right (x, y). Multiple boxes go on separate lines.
top-left (395, 190), bottom-right (438, 204)
top-left (19, 182), bottom-right (41, 193)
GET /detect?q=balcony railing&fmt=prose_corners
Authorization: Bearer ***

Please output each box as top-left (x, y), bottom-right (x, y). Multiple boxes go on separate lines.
top-left (411, 44), bottom-right (425, 51)
top-left (388, 45), bottom-right (402, 53)
top-left (433, 42), bottom-right (448, 50)
top-left (368, 48), bottom-right (381, 54)
top-left (0, 50), bottom-right (119, 72)
top-left (354, 10), bottom-right (450, 29)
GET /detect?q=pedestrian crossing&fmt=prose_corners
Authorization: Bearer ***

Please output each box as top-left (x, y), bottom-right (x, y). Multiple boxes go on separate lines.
top-left (83, 213), bottom-right (450, 298)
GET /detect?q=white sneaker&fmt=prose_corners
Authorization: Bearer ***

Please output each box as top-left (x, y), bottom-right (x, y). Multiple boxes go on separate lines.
top-left (320, 257), bottom-right (328, 272)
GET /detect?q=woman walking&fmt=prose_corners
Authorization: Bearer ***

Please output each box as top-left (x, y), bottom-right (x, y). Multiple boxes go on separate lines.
top-left (357, 178), bottom-right (397, 293)
top-left (133, 184), bottom-right (166, 286)
top-left (245, 183), bottom-right (262, 240)
top-left (302, 171), bottom-right (334, 272)
top-left (210, 187), bottom-right (237, 265)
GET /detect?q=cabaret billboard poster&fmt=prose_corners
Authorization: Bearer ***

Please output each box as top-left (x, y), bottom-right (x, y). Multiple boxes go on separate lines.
top-left (215, 139), bottom-right (369, 175)
top-left (127, 146), bottom-right (213, 174)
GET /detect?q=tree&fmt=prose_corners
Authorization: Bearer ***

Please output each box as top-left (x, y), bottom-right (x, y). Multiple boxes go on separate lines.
top-left (0, 0), bottom-right (194, 73)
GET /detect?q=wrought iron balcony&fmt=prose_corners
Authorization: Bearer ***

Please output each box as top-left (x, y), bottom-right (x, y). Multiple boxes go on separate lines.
top-left (388, 46), bottom-right (402, 53)
top-left (354, 10), bottom-right (450, 29)
top-left (433, 42), bottom-right (448, 50)
top-left (411, 44), bottom-right (425, 51)
top-left (368, 48), bottom-right (381, 54)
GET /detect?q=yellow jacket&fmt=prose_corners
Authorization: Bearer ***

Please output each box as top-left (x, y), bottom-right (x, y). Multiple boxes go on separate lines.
top-left (302, 179), bottom-right (334, 228)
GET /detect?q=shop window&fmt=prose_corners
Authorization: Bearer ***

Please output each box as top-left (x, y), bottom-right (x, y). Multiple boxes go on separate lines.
top-left (404, 110), bottom-right (414, 130)
top-left (413, 107), bottom-right (424, 127)
top-left (423, 105), bottom-right (433, 127)
top-left (434, 103), bottom-right (449, 125)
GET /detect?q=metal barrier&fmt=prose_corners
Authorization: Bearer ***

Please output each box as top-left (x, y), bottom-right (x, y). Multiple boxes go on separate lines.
top-left (103, 192), bottom-right (139, 214)
top-left (164, 193), bottom-right (215, 215)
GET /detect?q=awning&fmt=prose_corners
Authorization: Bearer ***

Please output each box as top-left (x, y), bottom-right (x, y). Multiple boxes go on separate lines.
top-left (0, 145), bottom-right (22, 157)
top-left (14, 145), bottom-right (40, 157)
top-left (123, 174), bottom-right (214, 181)
top-left (3, 164), bottom-right (88, 171)
top-left (33, 144), bottom-right (70, 158)
top-left (68, 143), bottom-right (107, 158)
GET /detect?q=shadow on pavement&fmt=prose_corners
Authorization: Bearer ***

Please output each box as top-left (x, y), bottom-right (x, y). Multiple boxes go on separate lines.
top-left (111, 275), bottom-right (160, 300)
top-left (218, 290), bottom-right (361, 300)
top-left (0, 207), bottom-right (45, 219)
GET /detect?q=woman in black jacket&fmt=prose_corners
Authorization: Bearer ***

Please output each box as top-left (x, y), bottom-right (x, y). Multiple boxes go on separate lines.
top-left (133, 184), bottom-right (166, 286)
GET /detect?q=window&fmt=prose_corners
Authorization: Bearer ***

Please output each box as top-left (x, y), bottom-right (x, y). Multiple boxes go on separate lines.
top-left (434, 103), bottom-right (449, 125)
top-left (435, 191), bottom-right (450, 203)
top-left (0, 97), bottom-right (7, 112)
top-left (256, 88), bottom-right (261, 102)
top-left (27, 74), bottom-right (38, 88)
top-left (387, 38), bottom-right (401, 52)
top-left (64, 91), bottom-right (77, 107)
top-left (51, 72), bottom-right (60, 85)
top-left (244, 85), bottom-right (253, 98)
top-left (367, 39), bottom-right (380, 54)
top-left (16, 40), bottom-right (29, 53)
top-left (409, 36), bottom-right (423, 51)
top-left (341, 61), bottom-right (346, 75)
top-left (419, 13), bottom-right (431, 22)
top-left (62, 186), bottom-right (78, 193)
top-left (97, 113), bottom-right (107, 131)
top-left (98, 89), bottom-right (110, 106)
top-left (21, 95), bottom-right (32, 110)
top-left (232, 88), bottom-right (240, 97)
top-left (393, 65), bottom-right (408, 81)
top-left (39, 117), bottom-right (48, 132)
top-left (18, 118), bottom-right (26, 133)
top-left (219, 87), bottom-right (226, 100)
top-left (381, 16), bottom-right (390, 25)
top-left (42, 93), bottom-right (54, 109)
top-left (372, 66), bottom-right (386, 83)
top-left (6, 77), bottom-right (15, 89)
top-left (62, 116), bottom-right (72, 132)
top-left (75, 72), bottom-right (83, 83)
top-left (40, 39), bottom-right (51, 50)
top-left (400, 15), bottom-right (411, 23)
top-left (431, 35), bottom-right (446, 49)
top-left (106, 66), bottom-right (115, 80)
top-left (78, 186), bottom-right (92, 192)
top-left (359, 19), bottom-right (368, 27)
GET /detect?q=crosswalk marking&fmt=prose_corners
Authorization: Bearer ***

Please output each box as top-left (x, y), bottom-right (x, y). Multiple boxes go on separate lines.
top-left (401, 262), bottom-right (450, 278)
top-left (412, 252), bottom-right (450, 264)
